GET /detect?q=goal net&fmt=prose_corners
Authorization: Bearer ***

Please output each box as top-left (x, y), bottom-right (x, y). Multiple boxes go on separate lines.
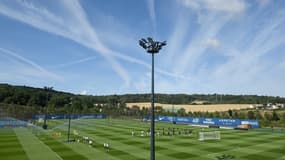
top-left (198, 131), bottom-right (220, 141)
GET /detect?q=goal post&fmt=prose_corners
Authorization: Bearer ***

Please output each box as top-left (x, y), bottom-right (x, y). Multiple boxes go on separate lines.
top-left (198, 131), bottom-right (220, 141)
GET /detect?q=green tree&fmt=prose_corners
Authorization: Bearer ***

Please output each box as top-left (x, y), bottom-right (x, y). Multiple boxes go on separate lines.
top-left (255, 110), bottom-right (263, 120)
top-left (27, 92), bottom-right (46, 107)
top-left (82, 104), bottom-right (89, 114)
top-left (213, 111), bottom-right (220, 118)
top-left (247, 111), bottom-right (255, 119)
top-left (130, 105), bottom-right (140, 117)
top-left (271, 111), bottom-right (280, 121)
top-left (280, 112), bottom-right (285, 126)
top-left (188, 111), bottom-right (193, 117)
top-left (228, 109), bottom-right (233, 117)
top-left (177, 108), bottom-right (186, 116)
top-left (233, 111), bottom-right (239, 119)
top-left (71, 97), bottom-right (82, 113)
top-left (64, 103), bottom-right (70, 114)
top-left (118, 98), bottom-right (127, 115)
top-left (220, 112), bottom-right (229, 118)
top-left (155, 106), bottom-right (164, 114)
top-left (238, 112), bottom-right (246, 119)
top-left (264, 112), bottom-right (272, 121)
top-left (47, 103), bottom-right (56, 114)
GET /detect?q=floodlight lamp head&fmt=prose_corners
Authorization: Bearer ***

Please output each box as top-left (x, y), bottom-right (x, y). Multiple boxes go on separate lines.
top-left (139, 37), bottom-right (167, 54)
top-left (147, 37), bottom-right (154, 43)
top-left (147, 49), bottom-right (158, 54)
top-left (161, 41), bottom-right (167, 46)
top-left (141, 38), bottom-right (147, 44)
top-left (139, 40), bottom-right (147, 49)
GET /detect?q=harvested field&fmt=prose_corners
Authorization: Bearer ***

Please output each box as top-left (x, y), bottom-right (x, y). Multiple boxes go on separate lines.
top-left (126, 102), bottom-right (253, 112)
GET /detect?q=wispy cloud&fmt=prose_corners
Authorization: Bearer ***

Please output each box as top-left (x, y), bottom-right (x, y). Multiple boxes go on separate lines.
top-left (154, 0), bottom-right (285, 96)
top-left (51, 56), bottom-right (96, 68)
top-left (1, 0), bottom-right (285, 96)
top-left (162, 16), bottom-right (190, 67)
top-left (178, 0), bottom-right (248, 14)
top-left (173, 14), bottom-right (231, 75)
top-left (0, 0), bottom-right (131, 86)
top-left (147, 0), bottom-right (156, 36)
top-left (206, 38), bottom-right (220, 48)
top-left (0, 0), bottom-right (187, 88)
top-left (0, 0), bottom-right (194, 88)
top-left (168, 0), bottom-right (248, 76)
top-left (257, 0), bottom-right (270, 8)
top-left (0, 47), bottom-right (61, 80)
top-left (197, 9), bottom-right (285, 95)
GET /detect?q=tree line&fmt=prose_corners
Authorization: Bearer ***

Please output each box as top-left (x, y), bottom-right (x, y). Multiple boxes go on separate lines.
top-left (1, 83), bottom-right (285, 127)
top-left (1, 84), bottom-right (285, 106)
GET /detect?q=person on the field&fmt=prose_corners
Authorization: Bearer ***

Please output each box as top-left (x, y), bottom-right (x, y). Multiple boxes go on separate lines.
top-left (147, 129), bottom-right (151, 136)
top-left (131, 131), bottom-right (135, 136)
top-left (83, 136), bottom-right (89, 143)
top-left (89, 140), bottom-right (93, 146)
top-left (104, 143), bottom-right (110, 151)
top-left (106, 143), bottom-right (109, 150)
top-left (141, 131), bottom-right (144, 137)
top-left (145, 128), bottom-right (149, 136)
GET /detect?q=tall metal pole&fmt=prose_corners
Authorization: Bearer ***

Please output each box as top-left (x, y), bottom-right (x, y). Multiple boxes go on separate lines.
top-left (150, 53), bottom-right (155, 160)
top-left (139, 37), bottom-right (166, 160)
top-left (43, 87), bottom-right (53, 130)
top-left (67, 113), bottom-right (71, 142)
top-left (67, 98), bottom-right (72, 142)
top-left (43, 90), bottom-right (48, 129)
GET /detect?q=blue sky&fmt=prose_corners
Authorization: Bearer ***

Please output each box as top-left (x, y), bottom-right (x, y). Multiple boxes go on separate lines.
top-left (0, 0), bottom-right (285, 96)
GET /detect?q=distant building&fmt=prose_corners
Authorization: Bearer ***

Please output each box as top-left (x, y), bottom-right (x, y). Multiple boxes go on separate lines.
top-left (249, 104), bottom-right (263, 110)
top-left (191, 100), bottom-right (209, 105)
top-left (265, 103), bottom-right (284, 110)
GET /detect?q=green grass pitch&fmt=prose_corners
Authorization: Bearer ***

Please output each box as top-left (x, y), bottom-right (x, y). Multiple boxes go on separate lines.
top-left (1, 119), bottom-right (285, 160)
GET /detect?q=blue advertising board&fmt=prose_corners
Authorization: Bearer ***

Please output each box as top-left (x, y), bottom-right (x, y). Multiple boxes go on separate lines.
top-left (145, 116), bottom-right (259, 128)
top-left (33, 114), bottom-right (106, 120)
top-left (0, 117), bottom-right (28, 127)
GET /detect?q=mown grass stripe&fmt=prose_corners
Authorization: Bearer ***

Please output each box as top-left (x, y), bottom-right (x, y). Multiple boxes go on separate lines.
top-left (0, 128), bottom-right (29, 160)
top-left (14, 128), bottom-right (63, 160)
top-left (38, 135), bottom-right (88, 160)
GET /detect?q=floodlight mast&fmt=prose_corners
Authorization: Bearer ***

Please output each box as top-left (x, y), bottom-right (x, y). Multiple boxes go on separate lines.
top-left (67, 97), bottom-right (72, 142)
top-left (43, 87), bottom-right (53, 130)
top-left (139, 37), bottom-right (167, 160)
